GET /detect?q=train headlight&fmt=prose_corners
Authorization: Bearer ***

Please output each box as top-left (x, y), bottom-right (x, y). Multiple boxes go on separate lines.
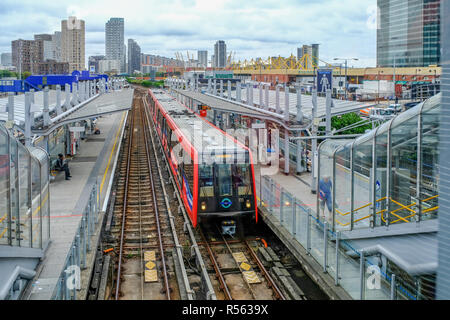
top-left (201, 201), bottom-right (207, 211)
top-left (246, 199), bottom-right (251, 209)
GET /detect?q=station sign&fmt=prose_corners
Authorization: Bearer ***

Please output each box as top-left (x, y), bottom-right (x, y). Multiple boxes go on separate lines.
top-left (317, 69), bottom-right (333, 93)
top-left (251, 122), bottom-right (266, 129)
top-left (69, 126), bottom-right (85, 132)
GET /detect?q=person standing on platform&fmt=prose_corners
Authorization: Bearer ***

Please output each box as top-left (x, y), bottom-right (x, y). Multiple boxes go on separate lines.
top-left (319, 175), bottom-right (333, 220)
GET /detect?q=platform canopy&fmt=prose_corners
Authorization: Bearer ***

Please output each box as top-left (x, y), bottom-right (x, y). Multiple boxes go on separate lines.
top-left (35, 89), bottom-right (134, 135)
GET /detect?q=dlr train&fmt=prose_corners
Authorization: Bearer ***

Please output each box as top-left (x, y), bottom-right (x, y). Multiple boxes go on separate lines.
top-left (145, 89), bottom-right (257, 233)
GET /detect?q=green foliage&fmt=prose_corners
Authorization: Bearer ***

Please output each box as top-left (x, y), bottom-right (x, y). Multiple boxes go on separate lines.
top-left (126, 77), bottom-right (165, 88)
top-left (0, 70), bottom-right (31, 79)
top-left (0, 70), bottom-right (14, 78)
top-left (22, 71), bottom-right (31, 79)
top-left (319, 112), bottom-right (372, 135)
top-left (330, 112), bottom-right (372, 135)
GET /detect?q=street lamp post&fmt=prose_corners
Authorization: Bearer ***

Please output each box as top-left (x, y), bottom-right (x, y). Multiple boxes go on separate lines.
top-left (334, 58), bottom-right (358, 100)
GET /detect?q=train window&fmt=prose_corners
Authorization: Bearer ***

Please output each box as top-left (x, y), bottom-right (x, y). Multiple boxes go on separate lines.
top-left (169, 129), bottom-right (178, 150)
top-left (216, 164), bottom-right (233, 197)
top-left (183, 149), bottom-right (194, 197)
top-left (199, 165), bottom-right (214, 197)
top-left (233, 164), bottom-right (252, 196)
top-left (167, 126), bottom-right (172, 149)
top-left (157, 110), bottom-right (162, 127)
top-left (162, 118), bottom-right (167, 137)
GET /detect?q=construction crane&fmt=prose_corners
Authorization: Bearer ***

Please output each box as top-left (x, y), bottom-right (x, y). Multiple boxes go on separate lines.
top-left (226, 51), bottom-right (233, 67)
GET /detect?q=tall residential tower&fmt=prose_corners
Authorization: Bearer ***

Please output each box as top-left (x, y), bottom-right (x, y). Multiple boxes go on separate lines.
top-left (214, 40), bottom-right (226, 68)
top-left (127, 39), bottom-right (141, 74)
top-left (198, 50), bottom-right (208, 68)
top-left (61, 16), bottom-right (85, 72)
top-left (105, 18), bottom-right (125, 73)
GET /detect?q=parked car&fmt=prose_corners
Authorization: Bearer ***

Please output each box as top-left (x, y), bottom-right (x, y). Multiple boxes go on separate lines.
top-left (404, 101), bottom-right (421, 110)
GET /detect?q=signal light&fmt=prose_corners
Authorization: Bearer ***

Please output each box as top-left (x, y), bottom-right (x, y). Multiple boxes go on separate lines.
top-left (246, 199), bottom-right (251, 209)
top-left (201, 201), bottom-right (207, 211)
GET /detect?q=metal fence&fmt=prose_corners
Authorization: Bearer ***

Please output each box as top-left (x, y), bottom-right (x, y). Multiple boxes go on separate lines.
top-left (260, 175), bottom-right (420, 300)
top-left (52, 181), bottom-right (99, 300)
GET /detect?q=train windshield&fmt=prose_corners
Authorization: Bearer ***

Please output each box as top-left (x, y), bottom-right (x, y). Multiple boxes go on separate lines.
top-left (233, 164), bottom-right (252, 196)
top-left (217, 164), bottom-right (233, 196)
top-left (199, 163), bottom-right (253, 198)
top-left (199, 165), bottom-right (214, 197)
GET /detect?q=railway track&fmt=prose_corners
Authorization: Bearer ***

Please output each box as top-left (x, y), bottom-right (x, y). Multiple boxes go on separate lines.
top-left (198, 226), bottom-right (286, 300)
top-left (102, 87), bottom-right (323, 301)
top-left (111, 91), bottom-right (179, 300)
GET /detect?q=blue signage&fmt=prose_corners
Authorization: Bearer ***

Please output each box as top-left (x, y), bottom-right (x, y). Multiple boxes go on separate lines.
top-left (317, 69), bottom-right (333, 93)
top-left (183, 174), bottom-right (193, 210)
top-left (220, 198), bottom-right (232, 209)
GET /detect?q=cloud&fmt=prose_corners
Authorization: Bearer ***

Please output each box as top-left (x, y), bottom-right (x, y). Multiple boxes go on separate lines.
top-left (0, 0), bottom-right (376, 67)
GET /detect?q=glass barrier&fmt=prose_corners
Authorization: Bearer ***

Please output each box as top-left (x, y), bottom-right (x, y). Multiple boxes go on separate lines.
top-left (0, 123), bottom-right (50, 249)
top-left (314, 94), bottom-right (442, 231)
top-left (352, 135), bottom-right (373, 229)
top-left (9, 135), bottom-right (19, 246)
top-left (0, 126), bottom-right (9, 245)
top-left (419, 96), bottom-right (440, 221)
top-left (258, 94), bottom-right (442, 299)
top-left (41, 158), bottom-right (50, 245)
top-left (52, 182), bottom-right (99, 300)
top-left (48, 127), bottom-right (66, 161)
top-left (18, 143), bottom-right (31, 248)
top-left (31, 156), bottom-right (41, 248)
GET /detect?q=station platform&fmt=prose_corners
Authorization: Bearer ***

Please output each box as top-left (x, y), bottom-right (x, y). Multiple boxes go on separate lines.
top-left (254, 167), bottom-right (390, 300)
top-left (25, 111), bottom-right (127, 299)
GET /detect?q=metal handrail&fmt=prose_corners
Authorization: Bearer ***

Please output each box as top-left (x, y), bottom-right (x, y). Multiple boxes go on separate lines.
top-left (335, 195), bottom-right (439, 227)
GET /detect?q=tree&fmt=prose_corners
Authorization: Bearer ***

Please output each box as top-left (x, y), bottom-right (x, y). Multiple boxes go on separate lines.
top-left (330, 112), bottom-right (372, 135)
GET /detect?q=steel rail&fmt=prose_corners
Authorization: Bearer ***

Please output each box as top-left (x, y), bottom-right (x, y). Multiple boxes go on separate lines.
top-left (199, 228), bottom-right (233, 300)
top-left (143, 89), bottom-right (216, 300)
top-left (114, 104), bottom-right (135, 300)
top-left (140, 99), bottom-right (171, 300)
top-left (217, 227), bottom-right (257, 300)
top-left (137, 112), bottom-right (145, 300)
top-left (142, 96), bottom-right (195, 300)
top-left (243, 240), bottom-right (286, 300)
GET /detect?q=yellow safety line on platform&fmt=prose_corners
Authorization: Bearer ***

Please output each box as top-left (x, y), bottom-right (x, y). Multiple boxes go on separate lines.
top-left (98, 113), bottom-right (126, 203)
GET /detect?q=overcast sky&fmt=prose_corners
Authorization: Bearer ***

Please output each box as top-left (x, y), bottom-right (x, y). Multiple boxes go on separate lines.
top-left (0, 0), bottom-right (377, 67)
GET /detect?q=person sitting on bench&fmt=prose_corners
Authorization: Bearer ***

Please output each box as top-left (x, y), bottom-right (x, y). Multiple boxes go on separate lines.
top-left (55, 153), bottom-right (72, 180)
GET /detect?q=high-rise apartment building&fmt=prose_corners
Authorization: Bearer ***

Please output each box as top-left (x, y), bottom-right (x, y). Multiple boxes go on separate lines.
top-left (377, 0), bottom-right (441, 67)
top-left (198, 50), bottom-right (208, 68)
top-left (34, 34), bottom-right (53, 62)
top-left (61, 16), bottom-right (86, 72)
top-left (105, 18), bottom-right (125, 73)
top-left (52, 31), bottom-right (62, 62)
top-left (11, 39), bottom-right (38, 73)
top-left (127, 39), bottom-right (141, 74)
top-left (98, 59), bottom-right (121, 73)
top-left (88, 55), bottom-right (105, 73)
top-left (1, 53), bottom-right (12, 66)
top-left (214, 40), bottom-right (226, 68)
top-left (297, 44), bottom-right (319, 69)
